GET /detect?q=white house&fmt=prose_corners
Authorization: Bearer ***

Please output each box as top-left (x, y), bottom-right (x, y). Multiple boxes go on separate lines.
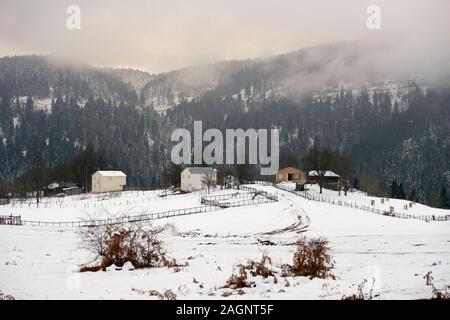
top-left (307, 170), bottom-right (340, 184)
top-left (91, 171), bottom-right (127, 193)
top-left (181, 167), bottom-right (217, 192)
top-left (308, 170), bottom-right (340, 178)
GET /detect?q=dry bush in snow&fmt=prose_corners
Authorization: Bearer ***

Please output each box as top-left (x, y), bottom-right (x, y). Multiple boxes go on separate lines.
top-left (163, 289), bottom-right (177, 300)
top-left (0, 291), bottom-right (15, 300)
top-left (422, 271), bottom-right (450, 300)
top-left (430, 286), bottom-right (450, 300)
top-left (79, 220), bottom-right (166, 271)
top-left (342, 278), bottom-right (377, 300)
top-left (222, 254), bottom-right (275, 291)
top-left (223, 266), bottom-right (255, 289)
top-left (132, 288), bottom-right (177, 300)
top-left (282, 237), bottom-right (334, 279)
top-left (246, 254), bottom-right (275, 278)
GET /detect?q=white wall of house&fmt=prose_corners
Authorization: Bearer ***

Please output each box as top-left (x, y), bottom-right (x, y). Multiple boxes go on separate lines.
top-left (91, 171), bottom-right (126, 193)
top-left (181, 168), bottom-right (216, 192)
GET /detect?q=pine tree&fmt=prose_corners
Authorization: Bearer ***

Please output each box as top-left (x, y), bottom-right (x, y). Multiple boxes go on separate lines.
top-left (390, 180), bottom-right (398, 198)
top-left (408, 189), bottom-right (417, 202)
top-left (437, 187), bottom-right (450, 209)
top-left (397, 183), bottom-right (406, 199)
top-left (352, 177), bottom-right (360, 190)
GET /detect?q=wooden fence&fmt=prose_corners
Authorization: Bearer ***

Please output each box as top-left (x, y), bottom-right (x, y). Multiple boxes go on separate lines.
top-left (200, 189), bottom-right (278, 206)
top-left (0, 205), bottom-right (222, 228)
top-left (0, 187), bottom-right (278, 228)
top-left (238, 185), bottom-right (278, 201)
top-left (0, 215), bottom-right (23, 226)
top-left (273, 182), bottom-right (450, 222)
top-left (4, 181), bottom-right (445, 227)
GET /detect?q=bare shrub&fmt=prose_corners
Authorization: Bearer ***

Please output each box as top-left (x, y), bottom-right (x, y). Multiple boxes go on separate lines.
top-left (0, 291), bottom-right (15, 300)
top-left (132, 288), bottom-right (177, 300)
top-left (79, 265), bottom-right (102, 272)
top-left (173, 267), bottom-right (182, 273)
top-left (281, 237), bottom-right (334, 279)
top-left (163, 258), bottom-right (185, 269)
top-left (247, 254), bottom-right (274, 278)
top-left (431, 286), bottom-right (450, 300)
top-left (79, 221), bottom-right (166, 271)
top-left (342, 278), bottom-right (377, 300)
top-left (222, 254), bottom-right (275, 290)
top-left (424, 271), bottom-right (433, 285)
top-left (284, 278), bottom-right (291, 287)
top-left (423, 271), bottom-right (450, 300)
top-left (223, 266), bottom-right (255, 289)
top-left (281, 264), bottom-right (294, 278)
top-left (341, 294), bottom-right (365, 300)
top-left (163, 289), bottom-right (177, 300)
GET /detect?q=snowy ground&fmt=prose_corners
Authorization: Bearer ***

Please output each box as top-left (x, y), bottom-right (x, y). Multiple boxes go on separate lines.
top-left (1, 188), bottom-right (230, 222)
top-left (279, 182), bottom-right (450, 218)
top-left (1, 184), bottom-right (449, 300)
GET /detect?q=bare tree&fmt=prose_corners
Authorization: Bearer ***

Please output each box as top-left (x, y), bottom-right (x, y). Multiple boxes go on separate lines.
top-left (216, 169), bottom-right (227, 189)
top-left (302, 147), bottom-right (334, 194)
top-left (31, 153), bottom-right (45, 204)
top-left (360, 168), bottom-right (389, 197)
top-left (159, 172), bottom-right (169, 197)
top-left (338, 178), bottom-right (350, 196)
top-left (201, 172), bottom-right (216, 194)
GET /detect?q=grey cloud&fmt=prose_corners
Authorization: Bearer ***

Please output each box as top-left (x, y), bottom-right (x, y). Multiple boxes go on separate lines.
top-left (0, 0), bottom-right (449, 77)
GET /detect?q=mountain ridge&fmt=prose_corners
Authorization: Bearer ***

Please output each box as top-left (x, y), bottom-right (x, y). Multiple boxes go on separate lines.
top-left (0, 43), bottom-right (448, 206)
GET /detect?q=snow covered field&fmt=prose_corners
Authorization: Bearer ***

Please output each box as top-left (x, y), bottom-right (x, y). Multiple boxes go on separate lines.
top-left (1, 185), bottom-right (449, 300)
top-left (280, 182), bottom-right (450, 219)
top-left (1, 189), bottom-right (221, 222)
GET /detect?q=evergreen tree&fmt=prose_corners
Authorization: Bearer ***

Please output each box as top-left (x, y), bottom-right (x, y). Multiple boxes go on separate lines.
top-left (352, 177), bottom-right (360, 190)
top-left (165, 163), bottom-right (184, 187)
top-left (408, 189), bottom-right (418, 202)
top-left (397, 183), bottom-right (406, 199)
top-left (390, 180), bottom-right (399, 198)
top-left (437, 187), bottom-right (450, 209)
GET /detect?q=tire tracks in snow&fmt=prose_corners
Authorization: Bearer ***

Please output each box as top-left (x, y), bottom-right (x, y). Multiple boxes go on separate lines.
top-left (258, 194), bottom-right (310, 236)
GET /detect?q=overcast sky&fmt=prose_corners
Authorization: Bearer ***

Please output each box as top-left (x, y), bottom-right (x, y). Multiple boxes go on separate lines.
top-left (0, 0), bottom-right (449, 74)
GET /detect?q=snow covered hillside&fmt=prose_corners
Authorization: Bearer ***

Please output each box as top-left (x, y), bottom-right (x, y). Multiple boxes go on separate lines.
top-left (1, 185), bottom-right (449, 300)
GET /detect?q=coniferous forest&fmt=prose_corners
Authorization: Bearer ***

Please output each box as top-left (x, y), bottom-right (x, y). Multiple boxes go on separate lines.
top-left (0, 53), bottom-right (449, 207)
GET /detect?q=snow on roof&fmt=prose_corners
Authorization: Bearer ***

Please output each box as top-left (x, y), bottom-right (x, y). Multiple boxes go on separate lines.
top-left (47, 182), bottom-right (60, 190)
top-left (61, 186), bottom-right (81, 191)
top-left (308, 170), bottom-right (340, 177)
top-left (94, 170), bottom-right (127, 177)
top-left (183, 167), bottom-right (216, 175)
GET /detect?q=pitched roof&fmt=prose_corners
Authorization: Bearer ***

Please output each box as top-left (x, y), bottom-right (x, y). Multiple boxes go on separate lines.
top-left (94, 170), bottom-right (127, 177)
top-left (183, 167), bottom-right (216, 175)
top-left (278, 167), bottom-right (303, 173)
top-left (47, 182), bottom-right (60, 190)
top-left (308, 170), bottom-right (340, 177)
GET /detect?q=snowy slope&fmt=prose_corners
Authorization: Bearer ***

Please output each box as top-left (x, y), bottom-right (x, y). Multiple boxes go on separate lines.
top-left (279, 182), bottom-right (450, 219)
top-left (0, 185), bottom-right (449, 300)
